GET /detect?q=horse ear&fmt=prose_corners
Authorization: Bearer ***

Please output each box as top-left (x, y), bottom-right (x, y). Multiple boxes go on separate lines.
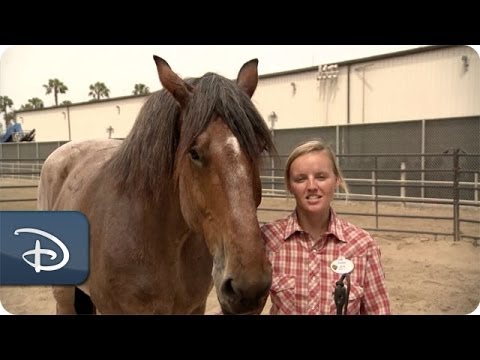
top-left (236, 59), bottom-right (258, 98)
top-left (153, 55), bottom-right (193, 108)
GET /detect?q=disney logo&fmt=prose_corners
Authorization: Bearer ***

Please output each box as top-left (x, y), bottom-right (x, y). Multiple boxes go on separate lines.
top-left (14, 228), bottom-right (70, 273)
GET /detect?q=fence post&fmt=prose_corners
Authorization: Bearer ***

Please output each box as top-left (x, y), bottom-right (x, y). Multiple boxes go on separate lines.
top-left (475, 173), bottom-right (478, 203)
top-left (271, 155), bottom-right (275, 194)
top-left (371, 171), bottom-right (376, 197)
top-left (453, 148), bottom-right (460, 242)
top-left (374, 156), bottom-right (379, 230)
top-left (400, 162), bottom-right (406, 198)
top-left (400, 162), bottom-right (406, 207)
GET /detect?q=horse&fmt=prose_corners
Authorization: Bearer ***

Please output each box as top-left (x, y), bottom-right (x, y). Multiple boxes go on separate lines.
top-left (37, 55), bottom-right (276, 315)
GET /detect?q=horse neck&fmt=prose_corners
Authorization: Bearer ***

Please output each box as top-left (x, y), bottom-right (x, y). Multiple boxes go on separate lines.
top-left (141, 191), bottom-right (191, 250)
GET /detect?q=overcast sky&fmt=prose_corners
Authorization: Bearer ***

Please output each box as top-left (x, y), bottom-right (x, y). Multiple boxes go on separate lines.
top-left (0, 45), bottom-right (478, 126)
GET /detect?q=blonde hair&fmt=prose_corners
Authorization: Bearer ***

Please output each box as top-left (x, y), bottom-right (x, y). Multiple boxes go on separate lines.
top-left (284, 139), bottom-right (349, 194)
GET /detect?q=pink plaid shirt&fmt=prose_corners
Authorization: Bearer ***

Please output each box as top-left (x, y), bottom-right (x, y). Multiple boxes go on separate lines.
top-left (261, 208), bottom-right (391, 315)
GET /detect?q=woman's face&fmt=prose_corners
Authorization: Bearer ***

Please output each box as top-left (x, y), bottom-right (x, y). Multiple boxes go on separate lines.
top-left (287, 150), bottom-right (339, 216)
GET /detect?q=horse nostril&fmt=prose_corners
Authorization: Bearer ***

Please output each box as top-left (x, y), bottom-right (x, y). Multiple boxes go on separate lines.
top-left (221, 278), bottom-right (237, 297)
top-left (221, 276), bottom-right (271, 301)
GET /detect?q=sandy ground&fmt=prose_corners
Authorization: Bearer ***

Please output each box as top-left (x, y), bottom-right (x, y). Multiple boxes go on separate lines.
top-left (1, 235), bottom-right (479, 315)
top-left (1, 179), bottom-right (479, 315)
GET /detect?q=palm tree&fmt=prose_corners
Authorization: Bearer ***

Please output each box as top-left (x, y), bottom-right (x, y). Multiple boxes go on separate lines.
top-left (0, 96), bottom-right (14, 126)
top-left (88, 82), bottom-right (110, 101)
top-left (43, 79), bottom-right (68, 106)
top-left (132, 83), bottom-right (150, 95)
top-left (20, 98), bottom-right (44, 110)
top-left (5, 111), bottom-right (17, 125)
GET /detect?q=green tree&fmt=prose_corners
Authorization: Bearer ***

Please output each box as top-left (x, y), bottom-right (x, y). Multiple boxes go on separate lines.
top-left (132, 83), bottom-right (150, 95)
top-left (5, 111), bottom-right (17, 125)
top-left (20, 97), bottom-right (44, 110)
top-left (88, 82), bottom-right (110, 101)
top-left (20, 104), bottom-right (34, 110)
top-left (43, 78), bottom-right (68, 106)
top-left (0, 96), bottom-right (14, 126)
top-left (61, 100), bottom-right (72, 105)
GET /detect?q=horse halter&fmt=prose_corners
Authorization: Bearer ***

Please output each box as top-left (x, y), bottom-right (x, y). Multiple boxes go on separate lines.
top-left (333, 273), bottom-right (351, 315)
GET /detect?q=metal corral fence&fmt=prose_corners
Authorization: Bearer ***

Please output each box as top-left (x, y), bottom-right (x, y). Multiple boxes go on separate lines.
top-left (1, 148), bottom-right (479, 244)
top-left (0, 141), bottom-right (68, 204)
top-left (259, 149), bottom-right (479, 244)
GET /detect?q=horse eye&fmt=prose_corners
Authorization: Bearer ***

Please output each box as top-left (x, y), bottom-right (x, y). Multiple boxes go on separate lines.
top-left (189, 149), bottom-right (200, 161)
top-left (257, 140), bottom-right (267, 154)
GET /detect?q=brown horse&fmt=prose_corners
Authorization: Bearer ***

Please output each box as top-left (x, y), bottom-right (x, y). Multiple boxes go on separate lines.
top-left (37, 56), bottom-right (275, 314)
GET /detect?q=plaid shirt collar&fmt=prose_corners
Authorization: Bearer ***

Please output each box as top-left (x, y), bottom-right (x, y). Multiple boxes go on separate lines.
top-left (283, 208), bottom-right (347, 243)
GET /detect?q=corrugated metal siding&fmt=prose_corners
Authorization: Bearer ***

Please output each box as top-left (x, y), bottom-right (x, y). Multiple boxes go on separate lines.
top-left (254, 45), bottom-right (479, 129)
top-left (21, 107), bottom-right (70, 141)
top-left (253, 72), bottom-right (318, 129)
top-left (350, 45), bottom-right (479, 123)
top-left (19, 97), bottom-right (146, 142)
top-left (253, 68), bottom-right (350, 129)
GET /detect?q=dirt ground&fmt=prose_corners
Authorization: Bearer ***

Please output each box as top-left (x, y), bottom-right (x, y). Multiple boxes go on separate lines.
top-left (1, 179), bottom-right (479, 315)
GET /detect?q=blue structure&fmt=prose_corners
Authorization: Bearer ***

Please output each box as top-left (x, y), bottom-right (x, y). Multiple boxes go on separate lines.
top-left (0, 123), bottom-right (35, 143)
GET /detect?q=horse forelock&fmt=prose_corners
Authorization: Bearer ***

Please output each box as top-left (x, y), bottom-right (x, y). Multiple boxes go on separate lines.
top-left (107, 72), bottom-right (276, 200)
top-left (176, 73), bottom-right (275, 167)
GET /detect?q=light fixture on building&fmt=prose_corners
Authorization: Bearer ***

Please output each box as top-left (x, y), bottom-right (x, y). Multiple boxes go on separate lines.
top-left (290, 82), bottom-right (297, 96)
top-left (268, 111), bottom-right (278, 131)
top-left (106, 125), bottom-right (114, 139)
top-left (317, 64), bottom-right (339, 80)
top-left (462, 55), bottom-right (469, 71)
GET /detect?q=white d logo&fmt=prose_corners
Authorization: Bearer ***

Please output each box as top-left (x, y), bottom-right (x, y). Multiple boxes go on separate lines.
top-left (15, 228), bottom-right (70, 273)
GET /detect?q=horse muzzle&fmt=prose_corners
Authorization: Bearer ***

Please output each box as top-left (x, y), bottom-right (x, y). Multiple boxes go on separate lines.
top-left (217, 271), bottom-right (272, 315)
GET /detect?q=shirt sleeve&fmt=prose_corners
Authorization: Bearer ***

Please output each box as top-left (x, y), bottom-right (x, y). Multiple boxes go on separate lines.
top-left (361, 241), bottom-right (391, 314)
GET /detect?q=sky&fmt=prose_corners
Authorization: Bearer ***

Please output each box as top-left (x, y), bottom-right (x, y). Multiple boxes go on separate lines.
top-left (0, 45), bottom-right (478, 129)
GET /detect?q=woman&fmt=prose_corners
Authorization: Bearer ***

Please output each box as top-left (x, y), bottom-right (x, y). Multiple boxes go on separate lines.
top-left (261, 140), bottom-right (391, 315)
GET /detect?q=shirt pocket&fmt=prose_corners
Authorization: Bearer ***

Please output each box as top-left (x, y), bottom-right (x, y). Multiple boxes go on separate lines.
top-left (270, 274), bottom-right (296, 315)
top-left (329, 282), bottom-right (364, 315)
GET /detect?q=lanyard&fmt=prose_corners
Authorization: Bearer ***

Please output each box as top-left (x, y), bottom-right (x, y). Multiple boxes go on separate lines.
top-left (333, 273), bottom-right (351, 315)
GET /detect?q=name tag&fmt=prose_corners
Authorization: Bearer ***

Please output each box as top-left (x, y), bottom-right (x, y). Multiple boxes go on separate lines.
top-left (330, 256), bottom-right (354, 274)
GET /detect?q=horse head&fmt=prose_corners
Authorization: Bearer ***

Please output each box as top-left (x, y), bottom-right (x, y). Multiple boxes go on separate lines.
top-left (153, 56), bottom-right (273, 314)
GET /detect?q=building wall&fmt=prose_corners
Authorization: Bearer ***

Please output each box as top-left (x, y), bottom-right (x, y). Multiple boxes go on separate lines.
top-left (18, 107), bottom-right (70, 142)
top-left (253, 68), bottom-right (349, 128)
top-left (348, 45), bottom-right (480, 124)
top-left (20, 97), bottom-right (147, 142)
top-left (252, 45), bottom-right (480, 129)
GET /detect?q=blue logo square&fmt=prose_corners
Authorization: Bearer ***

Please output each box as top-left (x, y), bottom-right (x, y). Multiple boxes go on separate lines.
top-left (0, 211), bottom-right (89, 285)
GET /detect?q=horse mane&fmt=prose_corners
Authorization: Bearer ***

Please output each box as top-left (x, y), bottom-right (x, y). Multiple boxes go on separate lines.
top-left (106, 72), bottom-right (275, 200)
